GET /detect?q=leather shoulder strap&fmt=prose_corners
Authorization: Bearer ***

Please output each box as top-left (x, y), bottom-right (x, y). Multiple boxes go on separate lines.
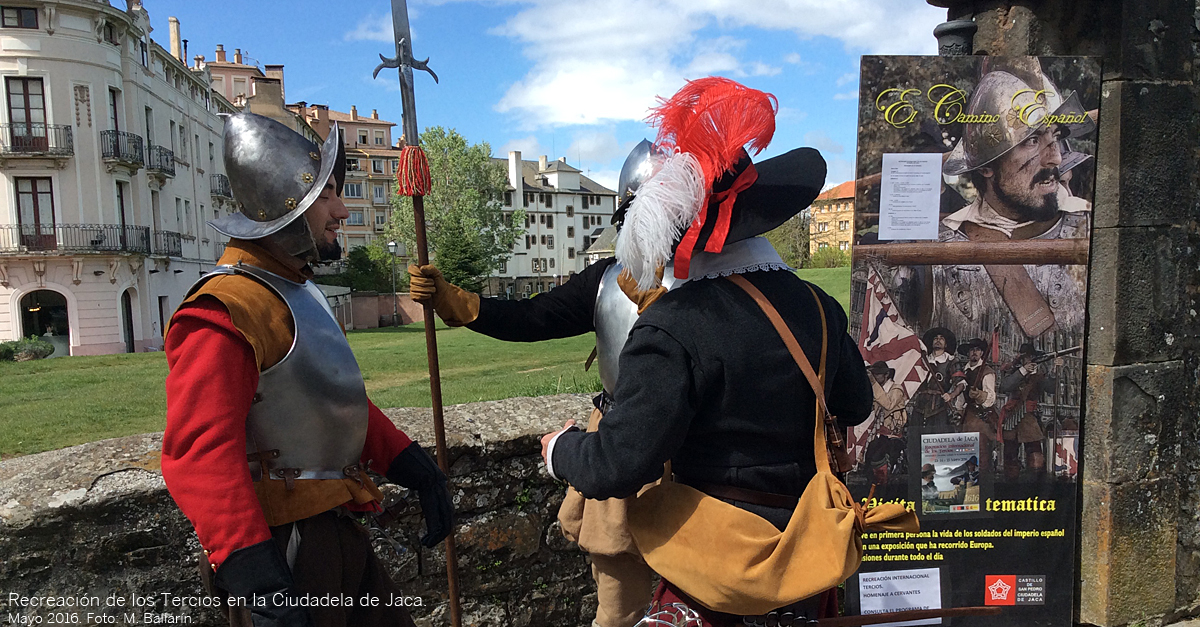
top-left (726, 274), bottom-right (831, 474)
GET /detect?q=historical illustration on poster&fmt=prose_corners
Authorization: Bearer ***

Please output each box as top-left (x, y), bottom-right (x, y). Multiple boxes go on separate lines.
top-left (843, 56), bottom-right (1098, 626)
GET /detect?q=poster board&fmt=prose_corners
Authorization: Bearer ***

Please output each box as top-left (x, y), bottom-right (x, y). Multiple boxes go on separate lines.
top-left (845, 55), bottom-right (1098, 627)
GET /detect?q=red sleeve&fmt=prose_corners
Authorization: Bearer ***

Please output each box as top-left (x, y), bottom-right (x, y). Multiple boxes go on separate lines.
top-left (361, 400), bottom-right (413, 474)
top-left (162, 298), bottom-right (271, 568)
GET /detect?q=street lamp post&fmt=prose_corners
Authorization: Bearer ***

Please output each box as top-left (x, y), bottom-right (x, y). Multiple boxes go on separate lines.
top-left (387, 240), bottom-right (399, 327)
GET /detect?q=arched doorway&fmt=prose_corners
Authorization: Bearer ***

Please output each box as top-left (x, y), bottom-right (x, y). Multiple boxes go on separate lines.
top-left (20, 289), bottom-right (69, 357)
top-left (121, 289), bottom-right (135, 354)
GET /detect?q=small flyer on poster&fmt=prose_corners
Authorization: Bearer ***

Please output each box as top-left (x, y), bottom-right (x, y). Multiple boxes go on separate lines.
top-left (878, 152), bottom-right (941, 241)
top-left (859, 567), bottom-right (943, 627)
top-left (920, 433), bottom-right (981, 515)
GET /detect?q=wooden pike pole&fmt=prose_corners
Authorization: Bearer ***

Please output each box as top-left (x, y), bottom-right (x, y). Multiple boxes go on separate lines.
top-left (373, 3), bottom-right (462, 625)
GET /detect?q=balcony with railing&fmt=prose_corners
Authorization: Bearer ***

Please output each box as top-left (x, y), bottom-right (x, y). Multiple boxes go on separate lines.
top-left (152, 230), bottom-right (183, 257)
top-left (0, 124), bottom-right (74, 166)
top-left (100, 130), bottom-right (144, 171)
top-left (146, 145), bottom-right (175, 177)
top-left (0, 224), bottom-right (150, 255)
top-left (210, 173), bottom-right (232, 200)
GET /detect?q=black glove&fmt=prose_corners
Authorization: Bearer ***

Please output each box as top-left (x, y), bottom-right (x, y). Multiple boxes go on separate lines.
top-left (213, 539), bottom-right (313, 627)
top-left (387, 442), bottom-right (455, 548)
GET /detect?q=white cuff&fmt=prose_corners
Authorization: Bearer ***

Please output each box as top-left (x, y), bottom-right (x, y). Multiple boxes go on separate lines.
top-left (545, 427), bottom-right (576, 481)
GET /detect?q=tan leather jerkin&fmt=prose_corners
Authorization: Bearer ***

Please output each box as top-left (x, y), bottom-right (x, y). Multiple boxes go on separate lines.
top-left (626, 275), bottom-right (919, 616)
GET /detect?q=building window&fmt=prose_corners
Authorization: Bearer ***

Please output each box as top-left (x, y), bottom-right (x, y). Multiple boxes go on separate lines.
top-left (546, 214), bottom-right (553, 228)
top-left (2, 6), bottom-right (36, 28)
top-left (372, 159), bottom-right (384, 174)
top-left (373, 185), bottom-right (385, 202)
top-left (818, 242), bottom-right (829, 249)
top-left (374, 130), bottom-right (384, 145)
top-left (546, 235), bottom-right (554, 249)
top-left (544, 194), bottom-right (552, 208)
top-left (346, 158), bottom-right (360, 171)
top-left (337, 127), bottom-right (346, 144)
top-left (358, 131), bottom-right (368, 145)
top-left (499, 261), bottom-right (507, 274)
top-left (839, 241), bottom-right (849, 250)
top-left (568, 247), bottom-right (575, 259)
top-left (566, 206), bottom-right (574, 217)
top-left (103, 21), bottom-right (119, 45)
top-left (582, 236), bottom-right (591, 249)
top-left (108, 89), bottom-right (120, 131)
top-left (540, 235), bottom-right (546, 245)
top-left (184, 200), bottom-right (192, 234)
top-left (581, 195), bottom-right (589, 209)
top-left (375, 212), bottom-right (387, 225)
top-left (818, 222), bottom-right (829, 232)
top-left (14, 178), bottom-right (54, 243)
top-left (6, 77), bottom-right (45, 150)
top-left (839, 220), bottom-right (849, 231)
top-left (567, 226), bottom-right (574, 238)
top-left (525, 235), bottom-right (531, 250)
top-left (549, 258), bottom-right (555, 269)
top-left (140, 39), bottom-right (148, 66)
top-left (504, 191), bottom-right (512, 206)
top-left (347, 211), bottom-right (364, 225)
top-left (344, 182), bottom-right (364, 198)
top-left (539, 214), bottom-right (545, 225)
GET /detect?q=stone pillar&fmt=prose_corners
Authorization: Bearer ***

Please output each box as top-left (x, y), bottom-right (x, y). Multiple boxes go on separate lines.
top-left (926, 2), bottom-right (1200, 624)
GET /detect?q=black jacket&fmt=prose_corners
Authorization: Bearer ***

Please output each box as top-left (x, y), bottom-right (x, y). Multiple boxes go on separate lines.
top-left (551, 270), bottom-right (872, 525)
top-left (466, 257), bottom-right (615, 341)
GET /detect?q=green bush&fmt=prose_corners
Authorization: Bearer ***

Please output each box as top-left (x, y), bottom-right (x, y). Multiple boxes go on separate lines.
top-left (0, 336), bottom-right (54, 362)
top-left (809, 247), bottom-right (850, 268)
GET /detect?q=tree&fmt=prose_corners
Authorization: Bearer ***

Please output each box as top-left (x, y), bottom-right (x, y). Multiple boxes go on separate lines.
top-left (809, 246), bottom-right (850, 268)
top-left (764, 210), bottom-right (810, 268)
top-left (388, 127), bottom-right (525, 293)
top-left (312, 242), bottom-right (401, 293)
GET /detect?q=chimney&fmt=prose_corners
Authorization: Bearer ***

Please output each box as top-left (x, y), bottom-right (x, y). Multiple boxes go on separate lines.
top-left (234, 48), bottom-right (242, 64)
top-left (168, 17), bottom-right (182, 62)
top-left (193, 55), bottom-right (204, 69)
top-left (508, 151), bottom-right (522, 190)
top-left (538, 155), bottom-right (547, 171)
top-left (558, 156), bottom-right (566, 163)
top-left (371, 109), bottom-right (379, 120)
top-left (215, 44), bottom-right (226, 63)
top-left (264, 64), bottom-right (284, 100)
top-left (350, 105), bottom-right (358, 121)
top-left (182, 39), bottom-right (189, 63)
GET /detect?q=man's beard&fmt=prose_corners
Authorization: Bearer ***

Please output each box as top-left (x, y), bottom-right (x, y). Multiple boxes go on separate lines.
top-left (316, 238), bottom-right (342, 262)
top-left (994, 166), bottom-right (1060, 222)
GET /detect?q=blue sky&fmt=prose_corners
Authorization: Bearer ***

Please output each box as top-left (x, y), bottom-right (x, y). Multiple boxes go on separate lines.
top-left (148, 0), bottom-right (944, 190)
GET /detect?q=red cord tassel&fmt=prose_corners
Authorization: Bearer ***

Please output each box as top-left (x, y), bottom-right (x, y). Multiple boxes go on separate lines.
top-left (396, 145), bottom-right (432, 196)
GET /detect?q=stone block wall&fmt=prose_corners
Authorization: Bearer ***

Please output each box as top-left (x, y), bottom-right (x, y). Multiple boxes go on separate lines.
top-left (0, 395), bottom-right (604, 626)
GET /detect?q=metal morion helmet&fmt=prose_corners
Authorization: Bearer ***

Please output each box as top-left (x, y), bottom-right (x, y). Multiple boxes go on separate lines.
top-left (612, 139), bottom-right (665, 226)
top-left (943, 69), bottom-right (1093, 176)
top-left (209, 112), bottom-right (345, 255)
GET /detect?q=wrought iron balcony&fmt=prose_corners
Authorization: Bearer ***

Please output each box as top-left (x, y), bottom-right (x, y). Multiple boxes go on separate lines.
top-left (100, 130), bottom-right (144, 168)
top-left (146, 145), bottom-right (175, 177)
top-left (152, 230), bottom-right (183, 257)
top-left (210, 173), bottom-right (232, 199)
top-left (0, 224), bottom-right (150, 255)
top-left (0, 123), bottom-right (74, 157)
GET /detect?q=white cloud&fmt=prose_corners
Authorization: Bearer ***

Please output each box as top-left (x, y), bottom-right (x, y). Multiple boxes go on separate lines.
top-left (491, 0), bottom-right (941, 129)
top-left (586, 168), bottom-right (620, 191)
top-left (836, 72), bottom-right (858, 86)
top-left (824, 156), bottom-right (856, 188)
top-left (776, 106), bottom-right (808, 122)
top-left (833, 91), bottom-right (858, 101)
top-left (567, 131), bottom-right (623, 163)
top-left (804, 130), bottom-right (844, 154)
top-left (344, 14), bottom-right (396, 42)
top-left (498, 135), bottom-right (545, 157)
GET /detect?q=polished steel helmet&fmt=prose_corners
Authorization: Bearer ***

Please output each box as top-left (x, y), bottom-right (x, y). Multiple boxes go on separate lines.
top-left (944, 70), bottom-right (1094, 176)
top-left (612, 139), bottom-right (665, 225)
top-left (209, 112), bottom-right (344, 240)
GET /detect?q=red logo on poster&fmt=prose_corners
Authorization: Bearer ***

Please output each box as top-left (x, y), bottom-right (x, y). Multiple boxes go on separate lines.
top-left (985, 575), bottom-right (1017, 605)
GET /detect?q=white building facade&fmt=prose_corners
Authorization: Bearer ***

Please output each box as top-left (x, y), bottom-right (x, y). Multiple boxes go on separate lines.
top-left (0, 1), bottom-right (237, 355)
top-left (485, 151), bottom-right (616, 298)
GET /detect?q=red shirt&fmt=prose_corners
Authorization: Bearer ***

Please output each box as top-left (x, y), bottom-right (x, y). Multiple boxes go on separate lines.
top-left (162, 298), bottom-right (412, 567)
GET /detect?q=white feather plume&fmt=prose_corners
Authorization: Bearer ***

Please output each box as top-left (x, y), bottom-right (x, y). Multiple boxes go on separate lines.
top-left (616, 152), bottom-right (706, 290)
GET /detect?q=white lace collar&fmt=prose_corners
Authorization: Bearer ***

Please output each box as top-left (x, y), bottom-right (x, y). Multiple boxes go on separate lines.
top-left (684, 236), bottom-right (792, 282)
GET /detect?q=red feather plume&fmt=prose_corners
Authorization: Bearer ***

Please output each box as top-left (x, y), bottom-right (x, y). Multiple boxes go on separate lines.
top-left (647, 77), bottom-right (777, 188)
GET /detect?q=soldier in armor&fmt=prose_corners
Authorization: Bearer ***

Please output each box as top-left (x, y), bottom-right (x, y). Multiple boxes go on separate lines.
top-left (540, 77), bottom-right (872, 626)
top-left (932, 59), bottom-right (1094, 346)
top-left (863, 361), bottom-right (907, 485)
top-left (162, 113), bottom-right (453, 627)
top-left (406, 140), bottom-right (669, 627)
top-left (910, 327), bottom-right (959, 432)
top-left (950, 338), bottom-right (1000, 472)
top-left (997, 343), bottom-right (1062, 480)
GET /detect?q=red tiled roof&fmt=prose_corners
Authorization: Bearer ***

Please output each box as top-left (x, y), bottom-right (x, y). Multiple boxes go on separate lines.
top-left (816, 180), bottom-right (855, 201)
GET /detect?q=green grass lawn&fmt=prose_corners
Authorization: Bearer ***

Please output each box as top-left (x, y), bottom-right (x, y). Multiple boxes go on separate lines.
top-left (795, 266), bottom-right (852, 316)
top-left (0, 322), bottom-right (599, 458)
top-left (1, 274), bottom-right (853, 459)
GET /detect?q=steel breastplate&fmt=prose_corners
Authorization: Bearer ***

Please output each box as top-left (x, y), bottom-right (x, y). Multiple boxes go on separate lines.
top-left (593, 261), bottom-right (678, 393)
top-left (190, 263), bottom-right (369, 483)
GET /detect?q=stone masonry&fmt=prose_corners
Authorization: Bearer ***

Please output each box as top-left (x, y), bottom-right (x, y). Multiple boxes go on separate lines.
top-left (0, 394), bottom-right (608, 627)
top-left (928, 1), bottom-right (1200, 625)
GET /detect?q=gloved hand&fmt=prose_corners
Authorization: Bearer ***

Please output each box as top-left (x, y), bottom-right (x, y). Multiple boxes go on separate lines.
top-left (387, 443), bottom-right (455, 548)
top-left (213, 539), bottom-right (313, 627)
top-left (407, 264), bottom-right (480, 326)
top-left (617, 266), bottom-right (667, 315)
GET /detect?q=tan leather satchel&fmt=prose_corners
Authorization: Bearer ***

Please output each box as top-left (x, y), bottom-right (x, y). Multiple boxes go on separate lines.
top-left (626, 275), bottom-right (919, 616)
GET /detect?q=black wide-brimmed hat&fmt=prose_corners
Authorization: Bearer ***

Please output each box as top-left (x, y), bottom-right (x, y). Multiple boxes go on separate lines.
top-left (922, 327), bottom-right (957, 354)
top-left (867, 360), bottom-right (895, 380)
top-left (957, 338), bottom-right (989, 357)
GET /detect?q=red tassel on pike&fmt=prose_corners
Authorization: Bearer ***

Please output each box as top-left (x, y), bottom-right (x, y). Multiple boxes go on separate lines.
top-left (397, 145), bottom-right (432, 196)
